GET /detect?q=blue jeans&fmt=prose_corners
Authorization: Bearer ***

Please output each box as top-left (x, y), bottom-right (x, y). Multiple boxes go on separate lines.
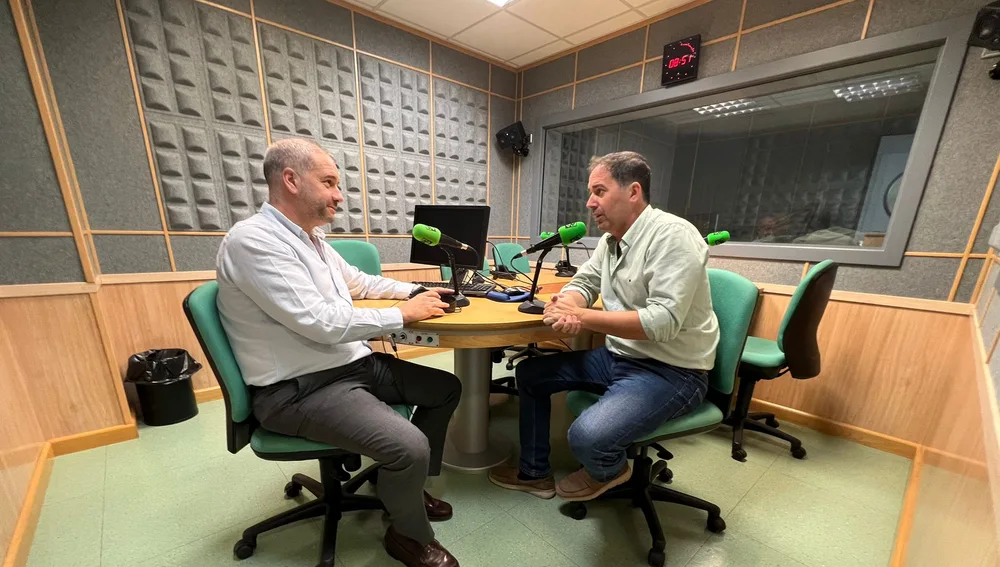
top-left (516, 347), bottom-right (708, 482)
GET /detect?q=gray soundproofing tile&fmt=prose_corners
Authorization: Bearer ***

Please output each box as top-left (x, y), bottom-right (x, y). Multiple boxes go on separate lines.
top-left (363, 148), bottom-right (432, 235)
top-left (736, 1), bottom-right (868, 69)
top-left (909, 52), bottom-right (1000, 253)
top-left (867, 0), bottom-right (983, 38)
top-left (358, 55), bottom-right (431, 157)
top-left (490, 96), bottom-right (516, 236)
top-left (94, 235), bottom-right (172, 274)
top-left (834, 257), bottom-right (960, 300)
top-left (209, 0), bottom-right (249, 14)
top-left (258, 24), bottom-right (358, 143)
top-left (0, 238), bottom-right (84, 284)
top-left (170, 235), bottom-right (223, 271)
top-left (355, 14), bottom-right (429, 71)
top-left (646, 0), bottom-right (742, 58)
top-left (33, 0), bottom-right (160, 230)
top-left (432, 43), bottom-right (489, 91)
top-left (641, 38), bottom-right (735, 92)
top-left (491, 66), bottom-right (516, 99)
top-left (433, 79), bottom-right (488, 207)
top-left (707, 258), bottom-right (804, 285)
top-left (576, 28), bottom-right (645, 81)
top-left (523, 54), bottom-right (575, 97)
top-left (977, 262), bottom-right (998, 320)
top-left (574, 66), bottom-right (642, 109)
top-left (370, 237), bottom-right (412, 263)
top-left (742, 0), bottom-right (838, 30)
top-left (519, 87), bottom-right (573, 237)
top-left (253, 0), bottom-right (352, 47)
top-left (956, 258), bottom-right (985, 304)
top-left (0, 2), bottom-right (68, 232)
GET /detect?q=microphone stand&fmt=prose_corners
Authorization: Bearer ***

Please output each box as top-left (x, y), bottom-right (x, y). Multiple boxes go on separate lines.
top-left (442, 248), bottom-right (470, 308)
top-left (517, 247), bottom-right (554, 314)
top-left (554, 245), bottom-right (577, 277)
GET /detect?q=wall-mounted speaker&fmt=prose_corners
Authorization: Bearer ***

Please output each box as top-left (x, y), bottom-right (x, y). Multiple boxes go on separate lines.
top-left (495, 121), bottom-right (530, 157)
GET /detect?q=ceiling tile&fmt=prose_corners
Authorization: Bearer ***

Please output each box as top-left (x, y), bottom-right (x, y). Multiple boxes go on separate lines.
top-left (638, 0), bottom-right (696, 17)
top-left (509, 39), bottom-right (572, 67)
top-left (508, 0), bottom-right (632, 38)
top-left (566, 10), bottom-right (643, 45)
top-left (453, 11), bottom-right (557, 60)
top-left (378, 0), bottom-right (499, 38)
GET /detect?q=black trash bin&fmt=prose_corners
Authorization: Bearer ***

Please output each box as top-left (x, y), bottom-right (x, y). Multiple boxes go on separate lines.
top-left (125, 349), bottom-right (201, 426)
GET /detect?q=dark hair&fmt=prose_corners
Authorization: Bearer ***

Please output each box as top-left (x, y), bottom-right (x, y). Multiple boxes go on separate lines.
top-left (588, 151), bottom-right (651, 202)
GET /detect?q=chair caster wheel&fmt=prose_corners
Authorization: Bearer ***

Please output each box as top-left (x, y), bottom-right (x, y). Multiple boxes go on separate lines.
top-left (565, 502), bottom-right (587, 520)
top-left (505, 362), bottom-right (515, 370)
top-left (657, 468), bottom-right (673, 483)
top-left (283, 481), bottom-right (302, 499)
top-left (765, 417), bottom-right (779, 428)
top-left (234, 539), bottom-right (256, 560)
top-left (707, 515), bottom-right (727, 533)
top-left (647, 548), bottom-right (665, 567)
top-left (731, 447), bottom-right (747, 462)
top-left (791, 446), bottom-right (807, 459)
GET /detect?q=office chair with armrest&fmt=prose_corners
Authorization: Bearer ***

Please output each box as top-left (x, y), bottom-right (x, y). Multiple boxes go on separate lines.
top-left (440, 256), bottom-right (490, 281)
top-left (183, 281), bottom-right (412, 566)
top-left (563, 269), bottom-right (760, 567)
top-left (727, 259), bottom-right (837, 462)
top-left (328, 239), bottom-right (382, 276)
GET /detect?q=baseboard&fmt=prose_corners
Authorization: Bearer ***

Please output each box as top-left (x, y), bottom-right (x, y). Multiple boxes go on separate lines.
top-left (194, 386), bottom-right (224, 403)
top-left (1, 443), bottom-right (53, 567)
top-left (889, 447), bottom-right (925, 567)
top-left (49, 424), bottom-right (138, 457)
top-left (923, 446), bottom-right (990, 480)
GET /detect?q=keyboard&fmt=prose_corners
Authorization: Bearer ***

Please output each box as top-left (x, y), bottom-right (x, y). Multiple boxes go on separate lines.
top-left (411, 281), bottom-right (496, 297)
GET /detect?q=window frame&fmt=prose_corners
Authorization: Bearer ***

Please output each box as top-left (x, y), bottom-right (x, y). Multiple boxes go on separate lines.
top-left (528, 14), bottom-right (973, 267)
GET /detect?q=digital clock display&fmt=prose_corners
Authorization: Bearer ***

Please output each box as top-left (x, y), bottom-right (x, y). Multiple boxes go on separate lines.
top-left (661, 34), bottom-right (701, 87)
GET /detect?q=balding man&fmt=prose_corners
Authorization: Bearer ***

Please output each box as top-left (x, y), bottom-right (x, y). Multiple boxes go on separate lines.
top-left (217, 138), bottom-right (461, 567)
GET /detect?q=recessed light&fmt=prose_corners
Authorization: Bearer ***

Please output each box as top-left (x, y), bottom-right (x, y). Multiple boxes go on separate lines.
top-left (833, 75), bottom-right (922, 102)
top-left (487, 0), bottom-right (513, 6)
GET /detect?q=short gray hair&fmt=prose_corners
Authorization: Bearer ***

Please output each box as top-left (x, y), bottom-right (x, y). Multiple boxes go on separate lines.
top-left (262, 138), bottom-right (328, 189)
top-left (588, 151), bottom-right (650, 203)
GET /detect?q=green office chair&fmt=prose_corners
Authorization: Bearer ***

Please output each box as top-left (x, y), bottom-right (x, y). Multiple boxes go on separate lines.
top-left (183, 281), bottom-right (411, 566)
top-left (328, 239), bottom-right (382, 276)
top-left (439, 255), bottom-right (490, 281)
top-left (564, 269), bottom-right (760, 567)
top-left (727, 259), bottom-right (837, 462)
top-left (492, 242), bottom-right (531, 276)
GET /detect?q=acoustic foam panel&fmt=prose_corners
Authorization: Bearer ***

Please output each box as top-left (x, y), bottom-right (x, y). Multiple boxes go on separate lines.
top-left (491, 66), bottom-right (516, 99)
top-left (209, 0), bottom-right (249, 14)
top-left (866, 0), bottom-right (983, 38)
top-left (736, 1), bottom-right (868, 69)
top-left (0, 1), bottom-right (68, 232)
top-left (252, 0), bottom-right (352, 47)
top-left (354, 14), bottom-right (429, 72)
top-left (956, 258), bottom-right (984, 304)
top-left (433, 79), bottom-right (488, 207)
top-left (646, 0), bottom-right (742, 58)
top-left (835, 257), bottom-right (961, 300)
top-left (489, 96), bottom-right (515, 236)
top-left (0, 238), bottom-right (84, 284)
top-left (522, 55), bottom-right (575, 98)
top-left (33, 0), bottom-right (160, 230)
top-left (364, 148), bottom-right (432, 235)
top-left (93, 235), bottom-right (171, 274)
top-left (170, 235), bottom-right (223, 271)
top-left (742, 0), bottom-right (837, 30)
top-left (642, 38), bottom-right (735, 92)
top-left (432, 43), bottom-right (489, 91)
top-left (706, 258), bottom-right (804, 286)
top-left (574, 66), bottom-right (642, 109)
top-left (576, 28), bottom-right (645, 81)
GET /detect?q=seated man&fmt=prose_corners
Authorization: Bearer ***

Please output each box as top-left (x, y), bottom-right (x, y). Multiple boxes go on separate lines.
top-left (489, 151), bottom-right (719, 501)
top-left (217, 138), bottom-right (461, 567)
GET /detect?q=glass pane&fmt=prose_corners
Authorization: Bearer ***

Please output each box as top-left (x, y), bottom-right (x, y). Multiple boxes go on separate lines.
top-left (542, 49), bottom-right (937, 247)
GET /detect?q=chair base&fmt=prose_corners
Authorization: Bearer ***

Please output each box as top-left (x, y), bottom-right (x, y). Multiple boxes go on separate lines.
top-left (235, 459), bottom-right (383, 567)
top-left (562, 445), bottom-right (725, 567)
top-left (727, 370), bottom-right (806, 461)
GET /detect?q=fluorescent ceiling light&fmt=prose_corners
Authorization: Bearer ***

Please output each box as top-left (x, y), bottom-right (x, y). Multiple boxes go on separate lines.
top-left (693, 98), bottom-right (766, 118)
top-left (833, 74), bottom-right (922, 102)
top-left (487, 0), bottom-right (513, 6)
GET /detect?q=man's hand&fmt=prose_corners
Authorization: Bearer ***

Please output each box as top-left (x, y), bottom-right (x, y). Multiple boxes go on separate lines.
top-left (399, 291), bottom-right (449, 324)
top-left (548, 314), bottom-right (582, 335)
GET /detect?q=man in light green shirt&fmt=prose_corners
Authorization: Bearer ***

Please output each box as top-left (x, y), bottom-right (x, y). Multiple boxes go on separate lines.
top-left (490, 151), bottom-right (719, 502)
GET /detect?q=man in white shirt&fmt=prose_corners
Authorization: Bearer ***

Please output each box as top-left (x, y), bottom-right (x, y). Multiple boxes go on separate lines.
top-left (217, 138), bottom-right (461, 567)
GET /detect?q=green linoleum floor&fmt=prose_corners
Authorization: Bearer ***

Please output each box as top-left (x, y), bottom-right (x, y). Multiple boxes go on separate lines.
top-left (28, 351), bottom-right (911, 567)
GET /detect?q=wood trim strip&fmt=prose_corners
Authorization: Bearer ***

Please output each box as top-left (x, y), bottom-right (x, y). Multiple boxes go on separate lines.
top-left (0, 443), bottom-right (52, 567)
top-left (971, 251), bottom-right (994, 306)
top-left (755, 283), bottom-right (976, 315)
top-left (429, 35), bottom-right (437, 206)
top-left (193, 0), bottom-right (248, 18)
top-left (49, 424), bottom-right (138, 456)
top-left (0, 282), bottom-right (98, 299)
top-left (487, 67), bottom-right (491, 206)
top-left (195, 386), bottom-right (224, 404)
top-left (987, 322), bottom-right (1000, 362)
top-left (904, 251), bottom-right (984, 258)
top-left (88, 292), bottom-right (135, 424)
top-left (571, 52), bottom-right (578, 109)
top-left (350, 11), bottom-right (372, 238)
top-left (861, 0), bottom-right (877, 40)
top-left (889, 445), bottom-right (925, 567)
top-left (100, 271), bottom-right (217, 284)
top-left (742, 0), bottom-right (858, 35)
top-left (951, 152), bottom-right (1000, 300)
top-left (0, 232), bottom-right (73, 237)
top-left (800, 262), bottom-right (810, 281)
top-left (923, 446), bottom-right (990, 480)
top-left (114, 0), bottom-right (176, 271)
top-left (90, 229), bottom-right (165, 236)
top-left (638, 25), bottom-right (650, 92)
top-left (256, 16), bottom-right (353, 50)
top-left (732, 0), bottom-right (748, 71)
top-left (249, 0), bottom-right (273, 147)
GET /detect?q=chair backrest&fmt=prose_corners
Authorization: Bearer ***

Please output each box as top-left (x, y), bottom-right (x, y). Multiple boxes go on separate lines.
top-left (440, 255), bottom-right (490, 281)
top-left (493, 242), bottom-right (530, 275)
top-left (182, 281), bottom-right (254, 453)
top-left (777, 259), bottom-right (837, 379)
top-left (328, 239), bottom-right (381, 276)
top-left (706, 269), bottom-right (760, 408)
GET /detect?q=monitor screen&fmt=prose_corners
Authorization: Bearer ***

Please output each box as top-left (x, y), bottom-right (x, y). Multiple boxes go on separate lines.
top-left (409, 205), bottom-right (490, 270)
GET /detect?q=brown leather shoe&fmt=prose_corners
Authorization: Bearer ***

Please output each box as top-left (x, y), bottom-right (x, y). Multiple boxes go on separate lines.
top-left (424, 491), bottom-right (453, 522)
top-left (555, 464), bottom-right (632, 502)
top-left (384, 526), bottom-right (459, 567)
top-left (488, 465), bottom-right (556, 499)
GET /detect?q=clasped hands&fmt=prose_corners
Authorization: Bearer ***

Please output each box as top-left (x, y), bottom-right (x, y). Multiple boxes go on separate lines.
top-left (543, 293), bottom-right (584, 335)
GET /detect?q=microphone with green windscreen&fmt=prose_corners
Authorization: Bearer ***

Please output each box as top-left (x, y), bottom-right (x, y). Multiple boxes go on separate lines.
top-left (705, 231), bottom-right (730, 246)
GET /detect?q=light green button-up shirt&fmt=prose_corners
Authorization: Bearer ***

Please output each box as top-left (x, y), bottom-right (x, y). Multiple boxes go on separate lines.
top-left (563, 206), bottom-right (720, 371)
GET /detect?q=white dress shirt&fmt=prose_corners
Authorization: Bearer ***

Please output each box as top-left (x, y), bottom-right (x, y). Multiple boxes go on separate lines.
top-left (216, 203), bottom-right (416, 387)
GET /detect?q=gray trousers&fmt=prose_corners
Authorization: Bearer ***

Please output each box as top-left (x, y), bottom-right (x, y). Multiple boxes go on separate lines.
top-left (251, 352), bottom-right (461, 545)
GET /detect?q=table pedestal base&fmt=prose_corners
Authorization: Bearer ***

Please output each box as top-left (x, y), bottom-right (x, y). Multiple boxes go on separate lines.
top-left (442, 430), bottom-right (512, 472)
top-left (442, 348), bottom-right (513, 472)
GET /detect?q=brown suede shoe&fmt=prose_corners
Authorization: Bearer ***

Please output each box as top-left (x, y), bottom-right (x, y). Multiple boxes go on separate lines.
top-left (488, 465), bottom-right (556, 499)
top-left (555, 464), bottom-right (632, 502)
top-left (384, 526), bottom-right (459, 567)
top-left (424, 491), bottom-right (453, 522)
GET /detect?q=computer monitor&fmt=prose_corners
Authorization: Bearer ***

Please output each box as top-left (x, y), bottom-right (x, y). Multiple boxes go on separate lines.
top-left (409, 205), bottom-right (490, 270)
